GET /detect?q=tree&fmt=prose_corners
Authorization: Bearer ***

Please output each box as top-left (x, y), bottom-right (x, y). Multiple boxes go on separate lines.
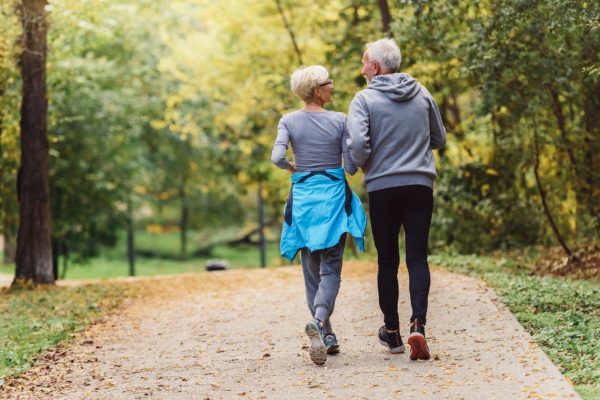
top-left (14, 0), bottom-right (53, 285)
top-left (463, 0), bottom-right (600, 251)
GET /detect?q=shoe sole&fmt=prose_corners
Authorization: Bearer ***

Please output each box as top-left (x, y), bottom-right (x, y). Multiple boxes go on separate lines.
top-left (408, 332), bottom-right (430, 360)
top-left (378, 338), bottom-right (405, 354)
top-left (305, 322), bottom-right (327, 365)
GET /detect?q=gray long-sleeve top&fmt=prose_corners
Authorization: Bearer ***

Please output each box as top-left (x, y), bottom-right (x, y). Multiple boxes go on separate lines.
top-left (271, 110), bottom-right (358, 175)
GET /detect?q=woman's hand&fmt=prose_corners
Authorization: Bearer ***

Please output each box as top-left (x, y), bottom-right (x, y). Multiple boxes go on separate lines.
top-left (287, 162), bottom-right (296, 173)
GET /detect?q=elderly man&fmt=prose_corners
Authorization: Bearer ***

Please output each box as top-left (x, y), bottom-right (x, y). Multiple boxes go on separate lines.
top-left (346, 38), bottom-right (446, 360)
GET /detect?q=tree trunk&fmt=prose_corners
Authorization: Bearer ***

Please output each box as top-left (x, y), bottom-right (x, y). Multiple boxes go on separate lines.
top-left (127, 200), bottom-right (136, 277)
top-left (179, 183), bottom-right (188, 259)
top-left (532, 123), bottom-right (573, 258)
top-left (51, 238), bottom-right (58, 279)
top-left (258, 178), bottom-right (266, 268)
top-left (377, 0), bottom-right (392, 34)
top-left (3, 225), bottom-right (17, 264)
top-left (2, 192), bottom-right (18, 264)
top-left (13, 0), bottom-right (54, 285)
top-left (351, 1), bottom-right (359, 26)
top-left (59, 243), bottom-right (69, 279)
top-left (51, 184), bottom-right (61, 280)
top-left (548, 87), bottom-right (577, 173)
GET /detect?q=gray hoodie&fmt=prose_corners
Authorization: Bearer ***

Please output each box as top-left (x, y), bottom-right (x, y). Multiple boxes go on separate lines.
top-left (346, 73), bottom-right (446, 192)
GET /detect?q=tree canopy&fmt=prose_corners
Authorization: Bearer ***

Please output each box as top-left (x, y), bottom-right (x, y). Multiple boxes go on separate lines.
top-left (0, 0), bottom-right (598, 272)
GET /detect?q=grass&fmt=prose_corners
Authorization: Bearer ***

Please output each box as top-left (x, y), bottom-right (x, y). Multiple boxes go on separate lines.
top-left (0, 241), bottom-right (291, 280)
top-left (431, 253), bottom-right (600, 399)
top-left (0, 283), bottom-right (131, 383)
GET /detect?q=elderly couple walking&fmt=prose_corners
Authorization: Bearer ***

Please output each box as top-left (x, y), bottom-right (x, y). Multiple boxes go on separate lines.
top-left (271, 38), bottom-right (446, 366)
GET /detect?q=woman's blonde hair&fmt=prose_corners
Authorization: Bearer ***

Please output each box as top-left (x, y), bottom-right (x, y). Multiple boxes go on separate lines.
top-left (290, 65), bottom-right (329, 102)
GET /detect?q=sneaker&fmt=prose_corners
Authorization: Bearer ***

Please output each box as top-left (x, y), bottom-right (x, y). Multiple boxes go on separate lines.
top-left (323, 333), bottom-right (340, 355)
top-left (305, 320), bottom-right (327, 365)
top-left (378, 326), bottom-right (405, 354)
top-left (407, 319), bottom-right (430, 360)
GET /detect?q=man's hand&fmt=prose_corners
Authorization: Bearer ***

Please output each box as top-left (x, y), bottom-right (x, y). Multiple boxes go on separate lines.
top-left (287, 162), bottom-right (296, 173)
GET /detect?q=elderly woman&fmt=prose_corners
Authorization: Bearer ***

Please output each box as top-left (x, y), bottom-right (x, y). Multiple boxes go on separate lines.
top-left (272, 65), bottom-right (366, 366)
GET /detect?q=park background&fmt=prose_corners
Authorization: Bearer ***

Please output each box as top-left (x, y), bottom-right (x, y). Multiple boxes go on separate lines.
top-left (0, 0), bottom-right (598, 398)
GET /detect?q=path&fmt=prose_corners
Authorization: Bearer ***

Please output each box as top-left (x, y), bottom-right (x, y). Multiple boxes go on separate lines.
top-left (0, 274), bottom-right (12, 288)
top-left (1, 262), bottom-right (579, 399)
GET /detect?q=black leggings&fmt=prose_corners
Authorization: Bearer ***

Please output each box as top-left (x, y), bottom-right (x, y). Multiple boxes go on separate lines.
top-left (369, 185), bottom-right (433, 329)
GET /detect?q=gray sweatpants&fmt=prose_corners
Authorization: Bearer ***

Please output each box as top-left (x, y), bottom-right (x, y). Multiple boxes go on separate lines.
top-left (300, 234), bottom-right (346, 334)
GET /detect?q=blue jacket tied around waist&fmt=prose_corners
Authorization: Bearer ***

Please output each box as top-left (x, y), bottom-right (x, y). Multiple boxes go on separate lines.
top-left (280, 168), bottom-right (367, 261)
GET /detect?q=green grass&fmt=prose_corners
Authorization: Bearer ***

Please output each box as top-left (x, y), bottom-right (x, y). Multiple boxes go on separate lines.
top-left (0, 241), bottom-right (291, 280)
top-left (0, 283), bottom-right (128, 383)
top-left (431, 253), bottom-right (600, 399)
top-left (0, 229), bottom-right (376, 280)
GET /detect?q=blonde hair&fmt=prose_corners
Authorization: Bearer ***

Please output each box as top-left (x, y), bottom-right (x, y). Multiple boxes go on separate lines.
top-left (290, 65), bottom-right (329, 102)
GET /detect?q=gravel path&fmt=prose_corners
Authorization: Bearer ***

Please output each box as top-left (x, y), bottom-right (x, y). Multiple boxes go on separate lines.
top-left (1, 262), bottom-right (580, 399)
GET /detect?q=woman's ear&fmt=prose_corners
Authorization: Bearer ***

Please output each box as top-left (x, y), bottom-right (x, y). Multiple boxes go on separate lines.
top-left (314, 87), bottom-right (322, 100)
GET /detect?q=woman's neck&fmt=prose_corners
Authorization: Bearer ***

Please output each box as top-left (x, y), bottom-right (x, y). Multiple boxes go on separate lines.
top-left (303, 101), bottom-right (326, 112)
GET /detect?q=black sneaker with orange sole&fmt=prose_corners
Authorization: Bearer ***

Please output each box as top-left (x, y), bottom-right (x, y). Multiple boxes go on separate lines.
top-left (407, 319), bottom-right (430, 360)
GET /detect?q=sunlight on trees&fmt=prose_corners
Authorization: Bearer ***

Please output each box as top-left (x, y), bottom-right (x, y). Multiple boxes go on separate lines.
top-left (0, 0), bottom-right (598, 275)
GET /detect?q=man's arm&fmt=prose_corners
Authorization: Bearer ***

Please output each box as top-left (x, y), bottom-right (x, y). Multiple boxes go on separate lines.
top-left (341, 119), bottom-right (358, 176)
top-left (346, 94), bottom-right (371, 167)
top-left (426, 91), bottom-right (446, 150)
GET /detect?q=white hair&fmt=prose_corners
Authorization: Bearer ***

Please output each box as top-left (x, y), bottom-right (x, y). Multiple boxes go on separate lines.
top-left (366, 38), bottom-right (402, 72)
top-left (290, 65), bottom-right (329, 102)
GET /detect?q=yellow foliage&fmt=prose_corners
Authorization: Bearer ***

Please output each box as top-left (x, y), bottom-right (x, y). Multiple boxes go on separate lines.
top-left (151, 120), bottom-right (167, 130)
top-left (481, 183), bottom-right (490, 196)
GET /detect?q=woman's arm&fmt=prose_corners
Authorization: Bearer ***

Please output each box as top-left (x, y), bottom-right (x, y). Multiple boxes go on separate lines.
top-left (271, 119), bottom-right (295, 171)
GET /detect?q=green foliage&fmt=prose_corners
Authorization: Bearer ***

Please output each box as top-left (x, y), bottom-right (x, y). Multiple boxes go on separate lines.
top-left (432, 253), bottom-right (600, 397)
top-left (0, 284), bottom-right (126, 379)
top-left (0, 2), bottom-right (21, 263)
top-left (47, 0), bottom-right (167, 262)
top-left (386, 0), bottom-right (600, 252)
top-left (461, 0), bottom-right (600, 240)
top-left (432, 161), bottom-right (546, 252)
top-left (2, 0), bottom-right (599, 269)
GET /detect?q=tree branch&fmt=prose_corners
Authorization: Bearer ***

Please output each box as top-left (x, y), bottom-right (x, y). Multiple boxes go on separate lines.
top-left (377, 0), bottom-right (392, 34)
top-left (274, 0), bottom-right (303, 65)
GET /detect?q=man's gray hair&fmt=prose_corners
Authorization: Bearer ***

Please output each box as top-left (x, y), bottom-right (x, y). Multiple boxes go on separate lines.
top-left (366, 38), bottom-right (402, 73)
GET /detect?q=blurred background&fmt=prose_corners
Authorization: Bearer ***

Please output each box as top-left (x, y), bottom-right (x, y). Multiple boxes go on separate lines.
top-left (0, 0), bottom-right (598, 279)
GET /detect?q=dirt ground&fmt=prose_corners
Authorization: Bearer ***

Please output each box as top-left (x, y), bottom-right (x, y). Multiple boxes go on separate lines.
top-left (1, 262), bottom-right (580, 399)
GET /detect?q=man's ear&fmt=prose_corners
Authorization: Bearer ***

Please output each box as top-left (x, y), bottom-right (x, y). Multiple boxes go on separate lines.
top-left (373, 61), bottom-right (381, 76)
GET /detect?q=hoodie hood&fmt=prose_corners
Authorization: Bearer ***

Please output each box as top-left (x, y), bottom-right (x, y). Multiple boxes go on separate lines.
top-left (367, 73), bottom-right (421, 102)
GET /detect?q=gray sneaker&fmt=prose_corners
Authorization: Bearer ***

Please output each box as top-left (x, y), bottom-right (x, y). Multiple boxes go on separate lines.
top-left (305, 320), bottom-right (327, 365)
top-left (323, 333), bottom-right (340, 355)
